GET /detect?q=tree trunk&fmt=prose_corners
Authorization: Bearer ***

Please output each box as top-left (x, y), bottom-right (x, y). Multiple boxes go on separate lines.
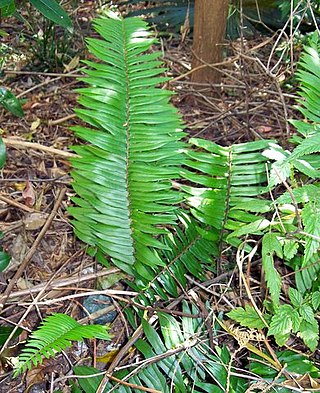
top-left (191, 0), bottom-right (229, 85)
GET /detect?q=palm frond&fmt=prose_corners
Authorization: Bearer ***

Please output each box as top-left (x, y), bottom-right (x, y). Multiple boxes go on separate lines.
top-left (14, 313), bottom-right (110, 376)
top-left (69, 15), bottom-right (185, 275)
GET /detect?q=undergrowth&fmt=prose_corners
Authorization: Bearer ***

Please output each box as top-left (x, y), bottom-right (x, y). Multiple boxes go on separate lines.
top-left (10, 12), bottom-right (320, 393)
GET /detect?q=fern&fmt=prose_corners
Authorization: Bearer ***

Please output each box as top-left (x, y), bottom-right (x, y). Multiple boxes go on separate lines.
top-left (73, 303), bottom-right (248, 393)
top-left (69, 15), bottom-right (185, 276)
top-left (13, 313), bottom-right (110, 376)
top-left (181, 137), bottom-right (273, 249)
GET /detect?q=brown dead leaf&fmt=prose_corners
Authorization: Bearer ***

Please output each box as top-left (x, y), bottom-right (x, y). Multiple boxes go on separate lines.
top-left (22, 180), bottom-right (36, 207)
top-left (23, 212), bottom-right (48, 231)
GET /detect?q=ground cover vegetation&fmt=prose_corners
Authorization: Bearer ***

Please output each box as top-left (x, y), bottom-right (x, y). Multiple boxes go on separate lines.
top-left (0, 0), bottom-right (320, 392)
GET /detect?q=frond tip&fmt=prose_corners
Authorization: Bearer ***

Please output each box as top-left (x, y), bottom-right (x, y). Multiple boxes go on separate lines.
top-left (13, 313), bottom-right (110, 376)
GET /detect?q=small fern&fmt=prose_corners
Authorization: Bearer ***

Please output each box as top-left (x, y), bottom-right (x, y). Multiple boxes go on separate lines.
top-left (13, 313), bottom-right (110, 376)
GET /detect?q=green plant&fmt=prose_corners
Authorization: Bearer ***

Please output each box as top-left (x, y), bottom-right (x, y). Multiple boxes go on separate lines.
top-left (69, 15), bottom-right (186, 276)
top-left (13, 313), bottom-right (110, 376)
top-left (72, 302), bottom-right (247, 393)
top-left (10, 12), bottom-right (320, 392)
top-left (227, 32), bottom-right (320, 351)
top-left (0, 0), bottom-right (72, 28)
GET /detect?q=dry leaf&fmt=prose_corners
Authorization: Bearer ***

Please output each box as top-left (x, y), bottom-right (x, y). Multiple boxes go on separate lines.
top-left (23, 212), bottom-right (48, 230)
top-left (30, 118), bottom-right (41, 131)
top-left (22, 180), bottom-right (36, 207)
top-left (64, 56), bottom-right (80, 73)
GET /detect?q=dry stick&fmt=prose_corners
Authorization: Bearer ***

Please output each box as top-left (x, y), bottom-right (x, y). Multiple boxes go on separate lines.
top-left (2, 138), bottom-right (78, 158)
top-left (47, 113), bottom-right (76, 126)
top-left (0, 194), bottom-right (36, 213)
top-left (169, 35), bottom-right (275, 83)
top-left (16, 67), bottom-right (86, 98)
top-left (6, 267), bottom-right (120, 301)
top-left (4, 69), bottom-right (84, 78)
top-left (0, 187), bottom-right (67, 312)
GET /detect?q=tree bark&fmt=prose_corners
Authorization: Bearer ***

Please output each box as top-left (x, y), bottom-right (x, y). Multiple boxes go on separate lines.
top-left (191, 0), bottom-right (229, 85)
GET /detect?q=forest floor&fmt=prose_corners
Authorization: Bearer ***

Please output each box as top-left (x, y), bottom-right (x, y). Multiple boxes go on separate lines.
top-left (0, 2), bottom-right (305, 392)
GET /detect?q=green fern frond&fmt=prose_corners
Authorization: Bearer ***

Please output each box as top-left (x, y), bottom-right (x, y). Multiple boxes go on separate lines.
top-left (294, 31), bottom-right (320, 127)
top-left (14, 313), bottom-right (110, 376)
top-left (74, 304), bottom-right (247, 393)
top-left (181, 138), bottom-right (272, 247)
top-left (126, 213), bottom-right (218, 316)
top-left (69, 16), bottom-right (185, 275)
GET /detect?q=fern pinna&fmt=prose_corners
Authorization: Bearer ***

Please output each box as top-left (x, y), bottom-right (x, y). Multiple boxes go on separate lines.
top-left (69, 15), bottom-right (185, 277)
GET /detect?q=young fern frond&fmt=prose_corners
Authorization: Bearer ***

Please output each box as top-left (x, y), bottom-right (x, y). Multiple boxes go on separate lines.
top-left (14, 313), bottom-right (110, 376)
top-left (69, 15), bottom-right (185, 276)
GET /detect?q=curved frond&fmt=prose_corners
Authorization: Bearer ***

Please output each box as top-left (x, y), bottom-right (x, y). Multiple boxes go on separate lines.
top-left (69, 16), bottom-right (185, 275)
top-left (14, 313), bottom-right (110, 376)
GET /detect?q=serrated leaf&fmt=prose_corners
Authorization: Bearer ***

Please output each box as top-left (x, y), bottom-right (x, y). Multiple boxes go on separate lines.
top-left (298, 319), bottom-right (319, 351)
top-left (227, 305), bottom-right (269, 329)
top-left (283, 239), bottom-right (299, 260)
top-left (14, 314), bottom-right (110, 376)
top-left (299, 304), bottom-right (315, 324)
top-left (0, 87), bottom-right (24, 117)
top-left (312, 291), bottom-right (320, 310)
top-left (268, 305), bottom-right (293, 346)
top-left (301, 201), bottom-right (320, 263)
top-left (29, 0), bottom-right (72, 28)
top-left (289, 134), bottom-right (320, 160)
top-left (262, 233), bottom-right (282, 306)
top-left (269, 160), bottom-right (291, 187)
top-left (288, 287), bottom-right (303, 308)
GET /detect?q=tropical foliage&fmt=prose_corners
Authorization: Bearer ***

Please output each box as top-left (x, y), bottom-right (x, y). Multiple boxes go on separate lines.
top-left (10, 12), bottom-right (320, 393)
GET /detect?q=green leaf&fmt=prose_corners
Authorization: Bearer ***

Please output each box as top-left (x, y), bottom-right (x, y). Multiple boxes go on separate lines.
top-left (0, 137), bottom-right (6, 169)
top-left (0, 250), bottom-right (10, 271)
top-left (283, 239), bottom-right (299, 260)
top-left (227, 305), bottom-right (269, 329)
top-left (73, 366), bottom-right (102, 393)
top-left (268, 305), bottom-right (293, 346)
top-left (301, 201), bottom-right (320, 264)
top-left (0, 0), bottom-right (15, 16)
top-left (298, 319), bottom-right (319, 351)
top-left (299, 304), bottom-right (315, 324)
top-left (262, 233), bottom-right (282, 306)
top-left (312, 291), bottom-right (320, 310)
top-left (0, 88), bottom-right (24, 117)
top-left (288, 287), bottom-right (303, 308)
top-left (227, 219), bottom-right (271, 239)
top-left (0, 326), bottom-right (22, 346)
top-left (29, 0), bottom-right (72, 28)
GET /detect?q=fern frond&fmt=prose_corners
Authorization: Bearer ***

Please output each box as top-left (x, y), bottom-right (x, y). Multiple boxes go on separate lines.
top-left (294, 31), bottom-right (320, 127)
top-left (74, 304), bottom-right (247, 393)
top-left (126, 213), bottom-right (218, 312)
top-left (181, 138), bottom-right (273, 247)
top-left (69, 16), bottom-right (185, 275)
top-left (14, 313), bottom-right (110, 376)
